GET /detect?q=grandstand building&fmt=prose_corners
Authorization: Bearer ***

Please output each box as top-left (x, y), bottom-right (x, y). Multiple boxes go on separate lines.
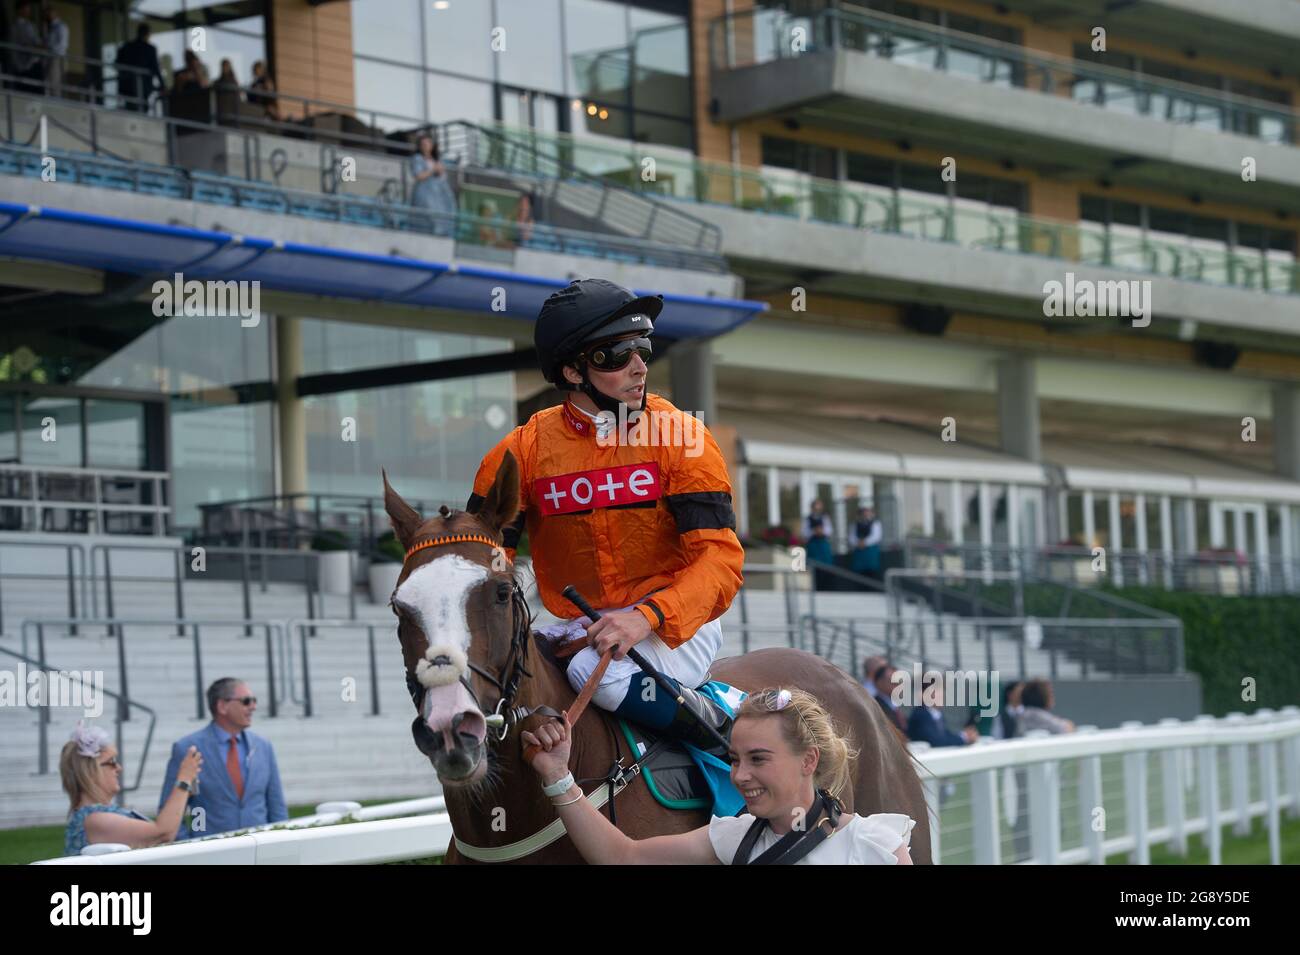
top-left (1, 0), bottom-right (1297, 587)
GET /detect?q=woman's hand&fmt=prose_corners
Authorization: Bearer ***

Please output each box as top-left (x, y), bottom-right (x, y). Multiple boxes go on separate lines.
top-left (178, 745), bottom-right (203, 786)
top-left (521, 711), bottom-right (573, 786)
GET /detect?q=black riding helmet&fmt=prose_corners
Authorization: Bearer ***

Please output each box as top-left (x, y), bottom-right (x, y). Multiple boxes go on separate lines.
top-left (534, 279), bottom-right (663, 395)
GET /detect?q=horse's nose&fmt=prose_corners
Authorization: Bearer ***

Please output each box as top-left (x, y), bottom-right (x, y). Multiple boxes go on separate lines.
top-left (444, 709), bottom-right (487, 749)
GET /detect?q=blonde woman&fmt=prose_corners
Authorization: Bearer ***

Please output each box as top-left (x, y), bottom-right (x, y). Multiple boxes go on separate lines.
top-left (61, 723), bottom-right (203, 856)
top-left (523, 687), bottom-right (915, 865)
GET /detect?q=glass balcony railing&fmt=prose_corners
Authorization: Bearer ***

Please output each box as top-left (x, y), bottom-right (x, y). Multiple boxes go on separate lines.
top-left (709, 6), bottom-right (1297, 146)
top-left (485, 122), bottom-right (1300, 296)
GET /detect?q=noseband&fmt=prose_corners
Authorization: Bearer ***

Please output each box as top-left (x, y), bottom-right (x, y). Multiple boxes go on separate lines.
top-left (396, 534), bottom-right (547, 751)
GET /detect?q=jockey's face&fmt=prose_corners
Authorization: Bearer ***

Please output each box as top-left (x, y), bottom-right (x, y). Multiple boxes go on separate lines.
top-left (562, 333), bottom-right (648, 406)
top-left (729, 715), bottom-right (818, 824)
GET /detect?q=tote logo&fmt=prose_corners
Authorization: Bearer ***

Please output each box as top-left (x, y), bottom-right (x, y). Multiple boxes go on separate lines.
top-left (152, 273), bottom-right (261, 327)
top-left (49, 885), bottom-right (151, 935)
top-left (534, 463), bottom-right (661, 516)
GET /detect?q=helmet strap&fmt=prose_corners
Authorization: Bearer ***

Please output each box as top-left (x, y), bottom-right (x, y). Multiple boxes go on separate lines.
top-left (577, 365), bottom-right (646, 417)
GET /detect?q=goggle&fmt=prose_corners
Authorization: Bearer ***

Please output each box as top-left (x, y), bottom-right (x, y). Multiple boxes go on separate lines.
top-left (583, 336), bottom-right (652, 372)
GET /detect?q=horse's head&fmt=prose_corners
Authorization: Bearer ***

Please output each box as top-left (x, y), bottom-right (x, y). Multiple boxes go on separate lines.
top-left (382, 452), bottom-right (523, 786)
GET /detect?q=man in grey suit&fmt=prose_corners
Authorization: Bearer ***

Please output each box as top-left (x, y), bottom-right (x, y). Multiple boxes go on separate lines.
top-left (159, 677), bottom-right (288, 838)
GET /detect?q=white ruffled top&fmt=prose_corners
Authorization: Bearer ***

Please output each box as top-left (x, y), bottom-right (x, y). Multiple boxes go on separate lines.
top-left (708, 811), bottom-right (916, 865)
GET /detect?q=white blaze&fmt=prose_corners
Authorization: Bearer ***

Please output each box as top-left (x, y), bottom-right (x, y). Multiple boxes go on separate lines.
top-left (395, 554), bottom-right (489, 689)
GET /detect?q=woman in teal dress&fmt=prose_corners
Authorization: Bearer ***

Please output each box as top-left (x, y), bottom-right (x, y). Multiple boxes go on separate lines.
top-left (804, 499), bottom-right (834, 566)
top-left (62, 722), bottom-right (203, 856)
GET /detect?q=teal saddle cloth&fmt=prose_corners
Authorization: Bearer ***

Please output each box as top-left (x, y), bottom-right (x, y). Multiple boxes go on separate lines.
top-left (616, 680), bottom-right (748, 817)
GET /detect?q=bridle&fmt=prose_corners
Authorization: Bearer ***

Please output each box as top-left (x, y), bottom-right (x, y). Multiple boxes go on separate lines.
top-left (396, 533), bottom-right (558, 754)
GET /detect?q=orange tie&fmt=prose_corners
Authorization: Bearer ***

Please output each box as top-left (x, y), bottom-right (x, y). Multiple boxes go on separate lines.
top-left (226, 737), bottom-right (244, 800)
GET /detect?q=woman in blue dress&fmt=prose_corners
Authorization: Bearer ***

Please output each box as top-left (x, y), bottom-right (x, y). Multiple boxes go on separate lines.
top-left (409, 133), bottom-right (457, 237)
top-left (62, 722), bottom-right (203, 856)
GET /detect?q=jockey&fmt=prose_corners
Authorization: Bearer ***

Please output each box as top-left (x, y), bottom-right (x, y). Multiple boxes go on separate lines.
top-left (467, 277), bottom-right (745, 754)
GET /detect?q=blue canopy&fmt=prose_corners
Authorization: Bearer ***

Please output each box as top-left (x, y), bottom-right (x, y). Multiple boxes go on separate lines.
top-left (0, 202), bottom-right (766, 339)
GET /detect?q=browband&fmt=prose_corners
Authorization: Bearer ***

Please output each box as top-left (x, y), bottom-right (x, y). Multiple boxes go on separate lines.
top-left (404, 533), bottom-right (511, 562)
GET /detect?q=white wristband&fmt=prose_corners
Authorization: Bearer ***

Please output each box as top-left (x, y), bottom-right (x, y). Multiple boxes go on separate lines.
top-left (541, 772), bottom-right (574, 798)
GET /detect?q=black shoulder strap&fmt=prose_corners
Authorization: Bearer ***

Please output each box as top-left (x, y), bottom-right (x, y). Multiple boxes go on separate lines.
top-left (732, 792), bottom-right (842, 865)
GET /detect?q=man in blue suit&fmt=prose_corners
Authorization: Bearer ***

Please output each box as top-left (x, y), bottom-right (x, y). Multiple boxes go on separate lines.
top-left (907, 674), bottom-right (979, 748)
top-left (160, 677), bottom-right (288, 838)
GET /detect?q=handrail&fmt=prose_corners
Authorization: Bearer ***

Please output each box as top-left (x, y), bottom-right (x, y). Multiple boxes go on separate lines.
top-left (0, 538), bottom-right (85, 635)
top-left (710, 5), bottom-right (1297, 139)
top-left (0, 642), bottom-right (157, 792)
top-left (284, 618), bottom-right (391, 718)
top-left (21, 617), bottom-right (287, 722)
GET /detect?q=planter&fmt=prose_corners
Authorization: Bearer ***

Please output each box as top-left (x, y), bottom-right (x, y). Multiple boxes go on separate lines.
top-left (316, 551), bottom-right (353, 595)
top-left (369, 562), bottom-right (402, 603)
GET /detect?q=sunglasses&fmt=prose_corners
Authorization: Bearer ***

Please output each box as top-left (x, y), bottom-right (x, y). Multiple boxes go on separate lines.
top-left (583, 336), bottom-right (652, 372)
top-left (225, 696), bottom-right (257, 706)
top-left (99, 756), bottom-right (120, 769)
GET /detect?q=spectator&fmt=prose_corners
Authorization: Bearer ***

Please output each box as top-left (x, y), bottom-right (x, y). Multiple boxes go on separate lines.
top-left (115, 23), bottom-right (163, 113)
top-left (872, 664), bottom-right (907, 735)
top-left (477, 201), bottom-right (511, 247)
top-left (10, 1), bottom-right (44, 94)
top-left (172, 48), bottom-right (209, 93)
top-left (62, 722), bottom-right (203, 856)
top-left (907, 675), bottom-right (979, 747)
top-left (409, 133), bottom-right (456, 236)
top-left (514, 191), bottom-right (536, 245)
top-left (247, 60), bottom-right (280, 120)
top-left (159, 677), bottom-right (288, 838)
top-left (861, 654), bottom-right (886, 696)
top-left (803, 498), bottom-right (833, 565)
top-left (993, 679), bottom-right (1024, 740)
top-left (215, 58), bottom-right (239, 92)
top-left (849, 503), bottom-right (883, 580)
top-left (1016, 679), bottom-right (1075, 735)
top-left (44, 6), bottom-right (69, 98)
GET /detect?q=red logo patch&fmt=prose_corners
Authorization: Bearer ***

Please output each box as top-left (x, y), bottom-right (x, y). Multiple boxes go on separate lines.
top-left (534, 463), bottom-right (662, 516)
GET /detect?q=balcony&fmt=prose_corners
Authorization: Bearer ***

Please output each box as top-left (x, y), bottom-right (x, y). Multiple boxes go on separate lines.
top-left (709, 7), bottom-right (1300, 209)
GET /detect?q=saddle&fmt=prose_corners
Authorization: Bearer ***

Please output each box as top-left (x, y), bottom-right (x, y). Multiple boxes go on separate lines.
top-left (534, 633), bottom-right (746, 816)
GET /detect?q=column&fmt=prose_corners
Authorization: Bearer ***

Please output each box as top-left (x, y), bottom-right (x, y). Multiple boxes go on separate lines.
top-left (1273, 385), bottom-right (1300, 481)
top-left (997, 356), bottom-right (1041, 462)
top-left (276, 315), bottom-right (307, 497)
top-left (668, 338), bottom-right (718, 426)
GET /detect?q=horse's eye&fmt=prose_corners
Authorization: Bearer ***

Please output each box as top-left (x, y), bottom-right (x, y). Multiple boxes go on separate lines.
top-left (495, 582), bottom-right (511, 604)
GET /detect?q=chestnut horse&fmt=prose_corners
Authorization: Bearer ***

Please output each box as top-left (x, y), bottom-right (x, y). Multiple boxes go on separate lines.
top-left (383, 452), bottom-right (932, 864)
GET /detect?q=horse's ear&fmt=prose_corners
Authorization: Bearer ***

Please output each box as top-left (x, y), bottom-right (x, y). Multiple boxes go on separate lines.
top-left (381, 468), bottom-right (422, 550)
top-left (476, 450), bottom-right (521, 537)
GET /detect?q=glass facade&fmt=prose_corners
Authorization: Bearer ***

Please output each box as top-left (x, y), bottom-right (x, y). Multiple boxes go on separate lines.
top-left (351, 0), bottom-right (693, 150)
top-left (114, 0), bottom-right (268, 94)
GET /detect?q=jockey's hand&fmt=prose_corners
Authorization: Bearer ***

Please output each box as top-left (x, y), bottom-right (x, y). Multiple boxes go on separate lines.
top-left (521, 710), bottom-right (572, 784)
top-left (586, 609), bottom-right (653, 660)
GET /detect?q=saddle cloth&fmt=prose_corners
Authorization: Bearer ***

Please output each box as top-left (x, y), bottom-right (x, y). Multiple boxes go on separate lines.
top-left (618, 680), bottom-right (748, 817)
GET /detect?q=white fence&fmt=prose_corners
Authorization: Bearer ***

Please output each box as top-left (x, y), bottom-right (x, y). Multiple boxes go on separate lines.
top-left (35, 709), bottom-right (1300, 865)
top-left (914, 707), bottom-right (1300, 865)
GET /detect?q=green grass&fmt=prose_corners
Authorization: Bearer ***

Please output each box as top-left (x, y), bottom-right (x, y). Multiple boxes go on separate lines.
top-left (0, 798), bottom-right (409, 866)
top-left (1104, 815), bottom-right (1300, 865)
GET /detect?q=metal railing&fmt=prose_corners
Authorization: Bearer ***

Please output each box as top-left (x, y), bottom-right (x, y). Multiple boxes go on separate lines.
top-left (86, 541), bottom-right (354, 635)
top-left (0, 463), bottom-right (170, 536)
top-left (905, 538), bottom-right (1300, 596)
top-left (710, 5), bottom-right (1297, 145)
top-left (915, 708), bottom-right (1300, 864)
top-left (285, 618), bottom-right (391, 718)
top-left (0, 642), bottom-right (157, 786)
top-left (198, 491), bottom-right (430, 553)
top-left (801, 613), bottom-right (1183, 680)
top-left (0, 538), bottom-right (84, 635)
top-left (0, 39), bottom-right (158, 113)
top-left (21, 616), bottom-right (287, 724)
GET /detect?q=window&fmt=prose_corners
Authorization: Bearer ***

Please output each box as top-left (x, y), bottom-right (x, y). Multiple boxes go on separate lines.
top-left (352, 0), bottom-right (422, 66)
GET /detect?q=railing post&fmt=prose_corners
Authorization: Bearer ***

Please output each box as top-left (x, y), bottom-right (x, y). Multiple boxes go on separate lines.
top-left (1026, 752), bottom-right (1061, 864)
top-left (367, 624), bottom-right (380, 717)
top-left (917, 753), bottom-right (941, 864)
top-left (1157, 718), bottom-right (1188, 856)
top-left (1224, 713), bottom-right (1250, 836)
top-left (66, 544), bottom-right (78, 636)
top-left (36, 623), bottom-right (49, 774)
top-left (265, 624), bottom-right (278, 719)
top-left (1260, 731), bottom-right (1281, 865)
top-left (173, 545), bottom-right (185, 637)
top-left (970, 763), bottom-right (1001, 864)
top-left (1283, 706), bottom-right (1300, 819)
top-left (1076, 733), bottom-right (1104, 864)
top-left (1120, 721), bottom-right (1150, 864)
top-left (1196, 730), bottom-right (1222, 864)
top-left (301, 622), bottom-right (314, 717)
top-left (192, 623), bottom-right (204, 721)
